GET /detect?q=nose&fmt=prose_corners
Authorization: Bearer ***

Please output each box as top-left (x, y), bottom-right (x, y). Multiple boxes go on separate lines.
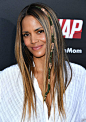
top-left (31, 34), bottom-right (39, 44)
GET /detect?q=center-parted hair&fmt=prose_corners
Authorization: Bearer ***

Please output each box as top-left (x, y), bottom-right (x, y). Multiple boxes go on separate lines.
top-left (15, 2), bottom-right (72, 122)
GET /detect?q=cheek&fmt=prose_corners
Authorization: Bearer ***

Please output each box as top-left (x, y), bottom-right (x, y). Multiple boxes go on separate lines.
top-left (42, 37), bottom-right (46, 43)
top-left (23, 38), bottom-right (30, 47)
top-left (40, 33), bottom-right (46, 43)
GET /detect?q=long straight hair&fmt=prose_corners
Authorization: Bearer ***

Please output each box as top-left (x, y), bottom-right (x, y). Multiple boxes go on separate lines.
top-left (15, 3), bottom-right (72, 121)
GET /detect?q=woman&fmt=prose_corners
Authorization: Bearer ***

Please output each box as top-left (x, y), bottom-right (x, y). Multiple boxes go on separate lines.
top-left (0, 3), bottom-right (86, 122)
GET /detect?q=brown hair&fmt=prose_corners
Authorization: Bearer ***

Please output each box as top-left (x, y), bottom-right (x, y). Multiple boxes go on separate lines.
top-left (15, 2), bottom-right (72, 121)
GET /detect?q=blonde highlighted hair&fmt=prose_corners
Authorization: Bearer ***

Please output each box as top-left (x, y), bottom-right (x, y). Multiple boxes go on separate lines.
top-left (15, 2), bottom-right (72, 121)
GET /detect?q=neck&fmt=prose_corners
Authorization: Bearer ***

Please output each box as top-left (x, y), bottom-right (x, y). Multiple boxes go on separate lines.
top-left (33, 55), bottom-right (45, 72)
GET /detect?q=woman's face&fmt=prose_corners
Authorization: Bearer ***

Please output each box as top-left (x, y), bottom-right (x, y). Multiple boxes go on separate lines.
top-left (22, 15), bottom-right (46, 58)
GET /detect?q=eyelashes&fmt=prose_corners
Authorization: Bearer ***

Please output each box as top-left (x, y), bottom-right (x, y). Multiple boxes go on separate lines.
top-left (22, 33), bottom-right (29, 37)
top-left (22, 30), bottom-right (44, 37)
top-left (38, 30), bottom-right (44, 34)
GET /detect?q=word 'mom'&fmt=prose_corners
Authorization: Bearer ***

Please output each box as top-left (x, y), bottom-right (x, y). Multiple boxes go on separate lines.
top-left (65, 48), bottom-right (82, 53)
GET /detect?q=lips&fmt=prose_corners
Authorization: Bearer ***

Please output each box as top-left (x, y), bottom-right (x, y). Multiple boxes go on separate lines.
top-left (32, 45), bottom-right (43, 50)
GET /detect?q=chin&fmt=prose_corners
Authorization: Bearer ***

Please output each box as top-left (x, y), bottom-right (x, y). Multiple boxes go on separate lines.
top-left (33, 53), bottom-right (45, 58)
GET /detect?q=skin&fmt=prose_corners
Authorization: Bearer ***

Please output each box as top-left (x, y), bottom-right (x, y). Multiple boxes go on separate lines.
top-left (22, 15), bottom-right (53, 117)
top-left (22, 15), bottom-right (46, 59)
top-left (22, 15), bottom-right (46, 94)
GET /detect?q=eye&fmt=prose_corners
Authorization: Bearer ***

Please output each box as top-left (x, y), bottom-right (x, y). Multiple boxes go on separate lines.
top-left (22, 33), bottom-right (30, 37)
top-left (38, 30), bottom-right (44, 34)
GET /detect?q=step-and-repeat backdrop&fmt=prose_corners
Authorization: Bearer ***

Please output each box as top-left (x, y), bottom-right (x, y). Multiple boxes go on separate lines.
top-left (0, 0), bottom-right (86, 70)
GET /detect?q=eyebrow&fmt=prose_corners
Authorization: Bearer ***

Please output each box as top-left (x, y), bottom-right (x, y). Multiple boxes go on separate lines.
top-left (22, 27), bottom-right (43, 33)
top-left (34, 27), bottom-right (43, 31)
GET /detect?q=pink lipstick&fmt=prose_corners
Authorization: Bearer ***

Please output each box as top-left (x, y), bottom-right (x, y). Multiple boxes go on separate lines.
top-left (32, 45), bottom-right (43, 50)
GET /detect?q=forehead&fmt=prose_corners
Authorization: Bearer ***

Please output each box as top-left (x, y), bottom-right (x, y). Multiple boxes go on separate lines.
top-left (22, 15), bottom-right (43, 30)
